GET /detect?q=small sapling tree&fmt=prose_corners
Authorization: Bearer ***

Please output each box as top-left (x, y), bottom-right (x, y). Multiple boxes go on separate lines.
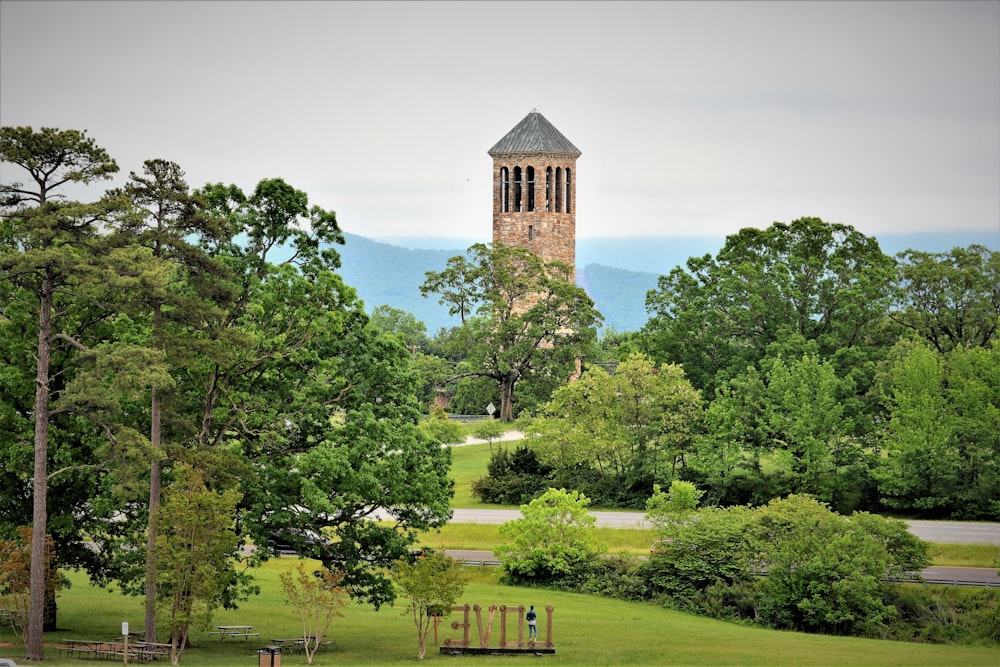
top-left (393, 550), bottom-right (468, 660)
top-left (155, 464), bottom-right (241, 665)
top-left (279, 563), bottom-right (349, 664)
top-left (472, 417), bottom-right (505, 450)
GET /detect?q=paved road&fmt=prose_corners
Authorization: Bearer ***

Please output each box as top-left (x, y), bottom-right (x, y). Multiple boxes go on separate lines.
top-left (448, 510), bottom-right (999, 585)
top-left (454, 434), bottom-right (1000, 545)
top-left (904, 520), bottom-right (1000, 545)
top-left (452, 509), bottom-right (1000, 544)
top-left (445, 550), bottom-right (1000, 586)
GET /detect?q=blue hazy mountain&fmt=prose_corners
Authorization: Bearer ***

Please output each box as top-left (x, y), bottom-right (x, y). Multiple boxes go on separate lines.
top-left (337, 230), bottom-right (999, 335)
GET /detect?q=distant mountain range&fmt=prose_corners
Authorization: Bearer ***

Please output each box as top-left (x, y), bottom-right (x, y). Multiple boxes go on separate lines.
top-left (336, 230), bottom-right (999, 334)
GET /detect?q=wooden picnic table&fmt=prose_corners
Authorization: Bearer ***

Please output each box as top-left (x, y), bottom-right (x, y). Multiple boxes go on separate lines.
top-left (0, 609), bottom-right (26, 627)
top-left (133, 641), bottom-right (172, 660)
top-left (56, 637), bottom-right (172, 661)
top-left (270, 636), bottom-right (336, 654)
top-left (210, 625), bottom-right (260, 641)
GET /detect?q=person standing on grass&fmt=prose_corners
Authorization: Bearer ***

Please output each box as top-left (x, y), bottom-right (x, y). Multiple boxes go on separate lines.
top-left (526, 605), bottom-right (537, 640)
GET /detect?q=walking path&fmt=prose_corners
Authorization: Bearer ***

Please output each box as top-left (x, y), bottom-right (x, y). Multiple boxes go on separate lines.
top-left (444, 549), bottom-right (1000, 586)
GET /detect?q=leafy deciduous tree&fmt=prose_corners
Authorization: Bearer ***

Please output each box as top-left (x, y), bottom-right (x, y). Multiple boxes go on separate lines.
top-left (530, 353), bottom-right (702, 505)
top-left (393, 550), bottom-right (468, 660)
top-left (421, 243), bottom-right (601, 421)
top-left (642, 217), bottom-right (895, 396)
top-left (890, 245), bottom-right (1000, 352)
top-left (761, 353), bottom-right (855, 501)
top-left (643, 505), bottom-right (756, 605)
top-left (155, 463), bottom-right (241, 665)
top-left (279, 563), bottom-right (349, 665)
top-left (495, 488), bottom-right (606, 585)
top-left (875, 338), bottom-right (1000, 519)
top-left (750, 494), bottom-right (928, 636)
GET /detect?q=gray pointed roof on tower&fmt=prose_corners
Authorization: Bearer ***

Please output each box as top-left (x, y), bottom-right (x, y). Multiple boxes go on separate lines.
top-left (488, 109), bottom-right (581, 157)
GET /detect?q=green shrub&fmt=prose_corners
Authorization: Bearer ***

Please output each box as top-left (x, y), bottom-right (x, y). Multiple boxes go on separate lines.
top-left (579, 554), bottom-right (651, 601)
top-left (471, 445), bottom-right (552, 505)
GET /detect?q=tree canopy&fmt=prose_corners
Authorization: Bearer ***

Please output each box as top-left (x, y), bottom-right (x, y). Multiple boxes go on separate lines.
top-left (1, 126), bottom-right (455, 659)
top-left (421, 242), bottom-right (602, 421)
top-left (642, 217), bottom-right (896, 396)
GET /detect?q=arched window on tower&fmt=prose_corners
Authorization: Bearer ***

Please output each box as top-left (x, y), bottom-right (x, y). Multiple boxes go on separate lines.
top-left (545, 167), bottom-right (553, 212)
top-left (526, 166), bottom-right (535, 212)
top-left (513, 166), bottom-right (522, 212)
top-left (500, 167), bottom-right (509, 213)
top-left (565, 168), bottom-right (572, 214)
top-left (555, 167), bottom-right (563, 213)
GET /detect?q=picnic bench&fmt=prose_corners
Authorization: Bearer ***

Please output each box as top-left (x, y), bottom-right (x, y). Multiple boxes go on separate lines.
top-left (210, 625), bottom-right (260, 642)
top-left (0, 609), bottom-right (26, 628)
top-left (270, 636), bottom-right (337, 654)
top-left (54, 639), bottom-right (171, 661)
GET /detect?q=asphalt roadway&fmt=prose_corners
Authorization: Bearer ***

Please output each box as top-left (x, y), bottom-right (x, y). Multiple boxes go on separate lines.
top-left (452, 433), bottom-right (999, 585)
top-left (446, 509), bottom-right (1000, 586)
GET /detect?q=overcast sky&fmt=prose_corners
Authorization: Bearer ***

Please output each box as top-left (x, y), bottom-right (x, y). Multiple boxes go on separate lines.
top-left (2, 1), bottom-right (998, 245)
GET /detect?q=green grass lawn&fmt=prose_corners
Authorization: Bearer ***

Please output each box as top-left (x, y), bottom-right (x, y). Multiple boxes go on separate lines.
top-left (449, 442), bottom-right (507, 509)
top-left (2, 561), bottom-right (996, 666)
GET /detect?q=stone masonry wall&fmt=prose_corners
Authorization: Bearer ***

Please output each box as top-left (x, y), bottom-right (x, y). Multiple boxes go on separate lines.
top-left (491, 152), bottom-right (577, 270)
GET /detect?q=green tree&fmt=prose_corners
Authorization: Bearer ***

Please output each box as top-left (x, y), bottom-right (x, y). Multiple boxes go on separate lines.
top-left (750, 494), bottom-right (928, 636)
top-left (279, 563), bottom-right (349, 665)
top-left (645, 480), bottom-right (704, 532)
top-left (131, 177), bottom-right (456, 616)
top-left (108, 158), bottom-right (231, 642)
top-left (1, 125), bottom-right (120, 659)
top-left (495, 488), bottom-right (606, 585)
top-left (408, 351), bottom-right (452, 409)
top-left (471, 444), bottom-right (552, 505)
top-left (471, 417), bottom-right (505, 450)
top-left (369, 304), bottom-right (429, 353)
top-left (421, 242), bottom-right (602, 421)
top-left (642, 505), bottom-right (756, 605)
top-left (688, 367), bottom-right (771, 506)
top-left (155, 463), bottom-right (241, 665)
top-left (418, 405), bottom-right (464, 445)
top-left (890, 245), bottom-right (1000, 352)
top-left (393, 550), bottom-right (468, 660)
top-left (0, 281), bottom-right (127, 632)
top-left (446, 366), bottom-right (500, 416)
top-left (875, 338), bottom-right (1000, 519)
top-left (531, 353), bottom-right (703, 505)
top-left (761, 353), bottom-right (855, 502)
top-left (237, 300), bottom-right (454, 609)
top-left (642, 217), bottom-right (896, 396)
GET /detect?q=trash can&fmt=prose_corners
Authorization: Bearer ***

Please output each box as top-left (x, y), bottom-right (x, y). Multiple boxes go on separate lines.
top-left (258, 646), bottom-right (281, 667)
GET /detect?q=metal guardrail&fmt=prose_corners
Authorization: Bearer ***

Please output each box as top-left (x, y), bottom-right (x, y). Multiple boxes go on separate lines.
top-left (460, 559), bottom-right (502, 567)
top-left (890, 577), bottom-right (1000, 588)
top-left (446, 414), bottom-right (490, 423)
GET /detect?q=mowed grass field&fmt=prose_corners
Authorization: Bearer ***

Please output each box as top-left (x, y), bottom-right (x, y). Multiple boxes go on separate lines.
top-left (3, 437), bottom-right (997, 665)
top-left (2, 562), bottom-right (997, 666)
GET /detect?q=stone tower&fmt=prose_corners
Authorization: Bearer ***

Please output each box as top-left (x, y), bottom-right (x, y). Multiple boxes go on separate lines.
top-left (488, 109), bottom-right (581, 270)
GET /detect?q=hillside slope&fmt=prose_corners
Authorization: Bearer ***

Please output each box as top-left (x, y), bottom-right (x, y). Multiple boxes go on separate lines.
top-left (338, 233), bottom-right (659, 333)
top-left (337, 230), bottom-right (999, 335)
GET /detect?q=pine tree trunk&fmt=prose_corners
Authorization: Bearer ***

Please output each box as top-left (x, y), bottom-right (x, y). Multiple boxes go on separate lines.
top-left (27, 273), bottom-right (53, 661)
top-left (145, 302), bottom-right (165, 642)
top-left (145, 455), bottom-right (161, 643)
